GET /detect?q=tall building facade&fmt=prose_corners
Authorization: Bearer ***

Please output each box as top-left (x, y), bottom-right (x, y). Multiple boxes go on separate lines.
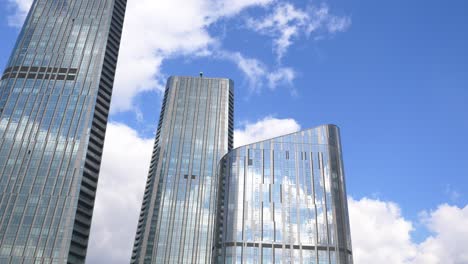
top-left (214, 125), bottom-right (353, 264)
top-left (131, 76), bottom-right (234, 264)
top-left (0, 0), bottom-right (126, 262)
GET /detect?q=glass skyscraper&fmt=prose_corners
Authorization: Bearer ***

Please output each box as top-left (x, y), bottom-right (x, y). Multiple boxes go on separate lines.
top-left (0, 0), bottom-right (126, 263)
top-left (214, 125), bottom-right (353, 264)
top-left (131, 76), bottom-right (234, 264)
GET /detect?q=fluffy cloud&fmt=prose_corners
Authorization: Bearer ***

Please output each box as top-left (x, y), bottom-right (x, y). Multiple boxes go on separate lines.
top-left (87, 123), bottom-right (154, 264)
top-left (111, 0), bottom-right (277, 112)
top-left (234, 116), bottom-right (301, 147)
top-left (5, 0), bottom-right (349, 113)
top-left (247, 3), bottom-right (351, 60)
top-left (6, 0), bottom-right (288, 112)
top-left (5, 0), bottom-right (32, 27)
top-left (413, 204), bottom-right (468, 263)
top-left (349, 197), bottom-right (468, 264)
top-left (348, 197), bottom-right (417, 263)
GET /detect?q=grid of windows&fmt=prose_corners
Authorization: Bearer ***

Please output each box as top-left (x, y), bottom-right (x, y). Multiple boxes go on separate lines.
top-left (215, 125), bottom-right (353, 264)
top-left (0, 0), bottom-right (126, 263)
top-left (131, 76), bottom-right (234, 264)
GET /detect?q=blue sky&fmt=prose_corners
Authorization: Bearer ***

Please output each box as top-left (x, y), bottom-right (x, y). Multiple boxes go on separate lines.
top-left (1, 0), bottom-right (467, 263)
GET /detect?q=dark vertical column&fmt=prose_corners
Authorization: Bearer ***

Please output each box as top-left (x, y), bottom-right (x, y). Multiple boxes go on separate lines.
top-left (67, 0), bottom-right (127, 262)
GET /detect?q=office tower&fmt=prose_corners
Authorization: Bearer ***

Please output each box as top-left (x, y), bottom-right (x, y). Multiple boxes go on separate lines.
top-left (214, 125), bottom-right (353, 264)
top-left (0, 0), bottom-right (126, 262)
top-left (131, 76), bottom-right (234, 264)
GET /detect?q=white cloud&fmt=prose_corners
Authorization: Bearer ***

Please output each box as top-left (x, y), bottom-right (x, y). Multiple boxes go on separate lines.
top-left (87, 123), bottom-right (154, 264)
top-left (326, 15), bottom-right (352, 33)
top-left (6, 0), bottom-right (344, 114)
top-left (348, 197), bottom-right (417, 264)
top-left (219, 51), bottom-right (267, 93)
top-left (247, 2), bottom-right (308, 61)
top-left (219, 51), bottom-right (296, 93)
top-left (6, 0), bottom-right (32, 27)
top-left (234, 116), bottom-right (301, 147)
top-left (349, 197), bottom-right (468, 264)
top-left (413, 204), bottom-right (468, 264)
top-left (267, 67), bottom-right (295, 90)
top-left (247, 3), bottom-right (351, 60)
top-left (211, 0), bottom-right (272, 18)
top-left (111, 0), bottom-right (276, 113)
top-left (5, 0), bottom-right (275, 113)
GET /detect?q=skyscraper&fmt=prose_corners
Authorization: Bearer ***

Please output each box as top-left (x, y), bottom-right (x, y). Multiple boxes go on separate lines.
top-left (214, 125), bottom-right (353, 263)
top-left (0, 0), bottom-right (126, 262)
top-left (131, 76), bottom-right (234, 263)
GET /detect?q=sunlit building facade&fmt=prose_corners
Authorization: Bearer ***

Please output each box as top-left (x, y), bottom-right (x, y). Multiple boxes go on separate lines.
top-left (214, 125), bottom-right (353, 264)
top-left (131, 76), bottom-right (234, 264)
top-left (0, 0), bottom-right (126, 262)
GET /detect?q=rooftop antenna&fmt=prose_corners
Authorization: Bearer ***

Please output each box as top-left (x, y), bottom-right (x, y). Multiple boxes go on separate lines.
top-left (199, 72), bottom-right (203, 78)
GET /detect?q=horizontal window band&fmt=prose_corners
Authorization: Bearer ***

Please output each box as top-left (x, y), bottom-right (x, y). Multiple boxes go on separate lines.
top-left (3, 66), bottom-right (78, 74)
top-left (221, 242), bottom-right (352, 254)
top-left (1, 66), bottom-right (78, 81)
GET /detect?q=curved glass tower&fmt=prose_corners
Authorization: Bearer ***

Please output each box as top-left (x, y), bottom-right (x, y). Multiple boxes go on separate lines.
top-left (214, 125), bottom-right (353, 264)
top-left (0, 0), bottom-right (126, 263)
top-left (131, 76), bottom-right (234, 264)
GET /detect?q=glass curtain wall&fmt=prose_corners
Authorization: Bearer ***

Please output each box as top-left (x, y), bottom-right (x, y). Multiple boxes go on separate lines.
top-left (215, 125), bottom-right (353, 264)
top-left (0, 0), bottom-right (126, 263)
top-left (131, 76), bottom-right (234, 264)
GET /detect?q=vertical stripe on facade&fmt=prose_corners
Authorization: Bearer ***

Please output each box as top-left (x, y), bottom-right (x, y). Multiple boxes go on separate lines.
top-left (214, 125), bottom-right (353, 264)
